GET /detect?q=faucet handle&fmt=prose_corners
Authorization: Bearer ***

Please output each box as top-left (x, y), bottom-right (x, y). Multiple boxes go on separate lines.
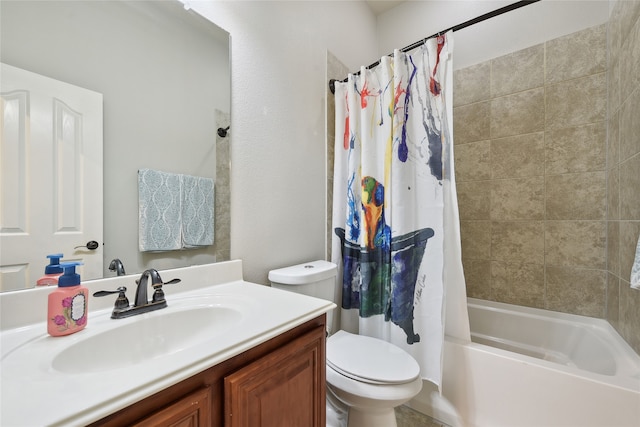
top-left (93, 286), bottom-right (130, 309)
top-left (151, 278), bottom-right (180, 303)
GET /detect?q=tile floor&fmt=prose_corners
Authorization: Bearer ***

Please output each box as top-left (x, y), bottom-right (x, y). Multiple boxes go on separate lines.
top-left (395, 405), bottom-right (449, 427)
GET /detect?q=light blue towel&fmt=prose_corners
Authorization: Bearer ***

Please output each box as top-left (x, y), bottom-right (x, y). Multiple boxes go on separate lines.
top-left (631, 234), bottom-right (640, 290)
top-left (182, 174), bottom-right (214, 248)
top-left (138, 169), bottom-right (182, 251)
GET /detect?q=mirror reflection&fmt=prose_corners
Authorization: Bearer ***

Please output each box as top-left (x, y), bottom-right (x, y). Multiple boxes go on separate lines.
top-left (0, 0), bottom-right (231, 292)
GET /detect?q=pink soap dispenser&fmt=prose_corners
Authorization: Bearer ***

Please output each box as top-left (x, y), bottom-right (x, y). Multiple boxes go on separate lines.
top-left (36, 253), bottom-right (64, 286)
top-left (47, 262), bottom-right (88, 337)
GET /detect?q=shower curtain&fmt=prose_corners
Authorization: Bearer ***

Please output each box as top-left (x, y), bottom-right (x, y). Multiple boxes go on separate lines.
top-left (331, 32), bottom-right (469, 388)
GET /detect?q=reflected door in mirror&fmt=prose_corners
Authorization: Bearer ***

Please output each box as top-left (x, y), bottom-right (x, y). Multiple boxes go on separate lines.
top-left (0, 63), bottom-right (103, 291)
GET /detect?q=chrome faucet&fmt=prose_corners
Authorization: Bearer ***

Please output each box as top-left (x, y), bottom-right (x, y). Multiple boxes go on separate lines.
top-left (93, 268), bottom-right (180, 319)
top-left (108, 258), bottom-right (126, 276)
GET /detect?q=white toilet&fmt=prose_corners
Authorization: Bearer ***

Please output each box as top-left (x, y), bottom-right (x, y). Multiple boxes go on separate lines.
top-left (269, 260), bottom-right (423, 427)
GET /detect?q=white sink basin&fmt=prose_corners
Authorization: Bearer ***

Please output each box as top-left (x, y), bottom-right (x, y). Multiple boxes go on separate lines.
top-left (1, 294), bottom-right (251, 379)
top-left (52, 304), bottom-right (243, 374)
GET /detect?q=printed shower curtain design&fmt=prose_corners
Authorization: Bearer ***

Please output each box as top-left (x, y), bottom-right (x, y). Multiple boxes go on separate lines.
top-left (331, 33), bottom-right (453, 386)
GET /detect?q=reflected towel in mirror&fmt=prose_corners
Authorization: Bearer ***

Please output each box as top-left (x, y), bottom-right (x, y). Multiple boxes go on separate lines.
top-left (138, 169), bottom-right (215, 251)
top-left (182, 174), bottom-right (214, 248)
top-left (138, 169), bottom-right (182, 251)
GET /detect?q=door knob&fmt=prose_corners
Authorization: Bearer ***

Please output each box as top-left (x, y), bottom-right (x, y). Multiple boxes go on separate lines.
top-left (74, 240), bottom-right (99, 250)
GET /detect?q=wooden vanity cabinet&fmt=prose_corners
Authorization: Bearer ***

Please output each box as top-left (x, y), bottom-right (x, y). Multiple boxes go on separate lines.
top-left (90, 315), bottom-right (326, 427)
top-left (224, 324), bottom-right (325, 426)
top-left (132, 387), bottom-right (211, 427)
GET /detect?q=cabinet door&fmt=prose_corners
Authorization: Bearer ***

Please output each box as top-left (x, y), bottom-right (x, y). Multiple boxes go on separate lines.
top-left (132, 387), bottom-right (211, 427)
top-left (225, 326), bottom-right (326, 427)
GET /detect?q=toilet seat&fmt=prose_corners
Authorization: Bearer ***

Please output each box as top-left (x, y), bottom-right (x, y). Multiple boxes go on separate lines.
top-left (327, 330), bottom-right (420, 385)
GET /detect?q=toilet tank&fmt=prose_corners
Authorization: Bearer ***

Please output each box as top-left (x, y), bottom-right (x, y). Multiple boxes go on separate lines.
top-left (269, 260), bottom-right (337, 332)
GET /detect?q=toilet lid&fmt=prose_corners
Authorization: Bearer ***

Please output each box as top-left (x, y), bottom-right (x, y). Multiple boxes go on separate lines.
top-left (326, 330), bottom-right (420, 385)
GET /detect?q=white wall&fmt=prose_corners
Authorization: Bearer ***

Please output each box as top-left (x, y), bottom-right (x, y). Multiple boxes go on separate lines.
top-left (377, 0), bottom-right (609, 70)
top-left (184, 1), bottom-right (378, 284)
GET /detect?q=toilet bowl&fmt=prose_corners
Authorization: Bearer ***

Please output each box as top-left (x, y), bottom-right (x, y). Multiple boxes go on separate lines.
top-left (269, 261), bottom-right (423, 427)
top-left (326, 330), bottom-right (423, 427)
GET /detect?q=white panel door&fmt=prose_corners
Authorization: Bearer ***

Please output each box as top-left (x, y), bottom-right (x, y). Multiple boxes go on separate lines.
top-left (0, 63), bottom-right (103, 291)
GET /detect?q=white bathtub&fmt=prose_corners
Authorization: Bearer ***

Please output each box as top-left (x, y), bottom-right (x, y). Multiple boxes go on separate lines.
top-left (410, 298), bottom-right (640, 427)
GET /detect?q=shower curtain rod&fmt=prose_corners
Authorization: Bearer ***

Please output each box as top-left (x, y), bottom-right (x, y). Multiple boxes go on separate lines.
top-left (329, 0), bottom-right (541, 94)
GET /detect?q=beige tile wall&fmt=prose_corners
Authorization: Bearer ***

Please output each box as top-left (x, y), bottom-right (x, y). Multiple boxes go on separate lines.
top-left (455, 5), bottom-right (640, 353)
top-left (454, 24), bottom-right (609, 318)
top-left (215, 110), bottom-right (231, 262)
top-left (606, 0), bottom-right (640, 353)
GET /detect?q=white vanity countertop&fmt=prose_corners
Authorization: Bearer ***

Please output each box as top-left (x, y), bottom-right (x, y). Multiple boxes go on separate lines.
top-left (0, 260), bottom-right (335, 427)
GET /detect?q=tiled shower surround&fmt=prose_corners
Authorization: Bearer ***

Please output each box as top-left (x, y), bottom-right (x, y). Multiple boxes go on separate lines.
top-left (454, 24), bottom-right (608, 318)
top-left (454, 3), bottom-right (640, 353)
top-left (606, 0), bottom-right (640, 353)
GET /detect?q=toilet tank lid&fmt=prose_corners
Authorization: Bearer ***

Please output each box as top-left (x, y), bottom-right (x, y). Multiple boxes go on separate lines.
top-left (268, 260), bottom-right (337, 285)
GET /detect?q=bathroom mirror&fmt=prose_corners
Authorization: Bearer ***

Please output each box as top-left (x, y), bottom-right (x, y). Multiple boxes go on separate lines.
top-left (0, 0), bottom-right (231, 292)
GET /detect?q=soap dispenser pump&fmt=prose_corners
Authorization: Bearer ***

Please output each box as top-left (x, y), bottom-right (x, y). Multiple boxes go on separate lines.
top-left (47, 262), bottom-right (88, 337)
top-left (36, 254), bottom-right (64, 286)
